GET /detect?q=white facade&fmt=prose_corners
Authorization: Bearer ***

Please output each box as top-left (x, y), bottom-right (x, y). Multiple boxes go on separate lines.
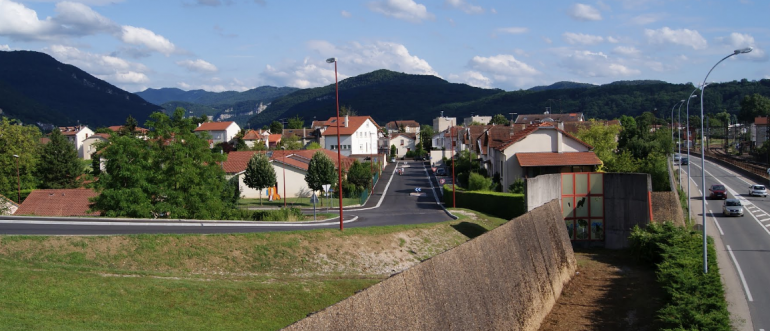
top-left (389, 134), bottom-right (416, 158)
top-left (324, 118), bottom-right (379, 157)
top-left (433, 117), bottom-right (456, 133)
top-left (491, 127), bottom-right (592, 192)
top-left (463, 115), bottom-right (492, 126)
top-left (82, 134), bottom-right (109, 160)
top-left (196, 122), bottom-right (241, 145)
top-left (60, 126), bottom-right (94, 159)
top-left (233, 163), bottom-right (311, 199)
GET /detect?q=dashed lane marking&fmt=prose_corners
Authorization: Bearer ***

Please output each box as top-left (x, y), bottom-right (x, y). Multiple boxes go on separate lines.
top-left (727, 245), bottom-right (754, 302)
top-left (759, 218), bottom-right (770, 223)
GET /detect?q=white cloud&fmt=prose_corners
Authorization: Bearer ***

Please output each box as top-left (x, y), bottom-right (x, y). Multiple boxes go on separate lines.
top-left (497, 27), bottom-right (528, 35)
top-left (341, 10), bottom-right (352, 18)
top-left (43, 44), bottom-right (150, 86)
top-left (176, 59), bottom-right (218, 73)
top-left (448, 71), bottom-right (493, 88)
top-left (714, 33), bottom-right (767, 61)
top-left (0, 44), bottom-right (9, 50)
top-left (120, 25), bottom-right (177, 55)
top-left (543, 37), bottom-right (552, 44)
top-left (559, 50), bottom-right (640, 77)
top-left (568, 3), bottom-right (602, 21)
top-left (367, 0), bottom-right (435, 23)
top-left (644, 27), bottom-right (707, 50)
top-left (102, 71), bottom-right (150, 84)
top-left (562, 32), bottom-right (604, 45)
top-left (607, 36), bottom-right (619, 43)
top-left (630, 13), bottom-right (664, 25)
top-left (178, 82), bottom-right (192, 90)
top-left (53, 1), bottom-right (118, 35)
top-left (612, 46), bottom-right (640, 57)
top-left (260, 40), bottom-right (438, 88)
top-left (461, 54), bottom-right (540, 89)
top-left (0, 0), bottom-right (56, 39)
top-left (445, 0), bottom-right (483, 14)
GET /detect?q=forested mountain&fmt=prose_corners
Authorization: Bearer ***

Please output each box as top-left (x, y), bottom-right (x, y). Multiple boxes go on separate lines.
top-left (0, 50), bottom-right (160, 127)
top-left (246, 69), bottom-right (503, 128)
top-left (245, 71), bottom-right (770, 128)
top-left (527, 81), bottom-right (596, 92)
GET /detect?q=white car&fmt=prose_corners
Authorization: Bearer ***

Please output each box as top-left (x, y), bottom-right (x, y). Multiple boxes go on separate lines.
top-left (722, 199), bottom-right (744, 217)
top-left (749, 184), bottom-right (767, 197)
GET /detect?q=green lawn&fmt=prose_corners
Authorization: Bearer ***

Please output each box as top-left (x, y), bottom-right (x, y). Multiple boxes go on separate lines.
top-left (238, 196), bottom-right (362, 208)
top-left (0, 209), bottom-right (507, 330)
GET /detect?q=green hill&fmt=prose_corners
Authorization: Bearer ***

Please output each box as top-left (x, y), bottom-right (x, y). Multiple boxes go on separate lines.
top-left (0, 50), bottom-right (160, 127)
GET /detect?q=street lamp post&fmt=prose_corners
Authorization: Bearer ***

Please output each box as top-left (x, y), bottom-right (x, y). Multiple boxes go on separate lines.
top-left (452, 126), bottom-right (456, 208)
top-left (677, 99), bottom-right (685, 189)
top-left (281, 146), bottom-right (286, 208)
top-left (327, 57), bottom-right (344, 231)
top-left (700, 47), bottom-right (753, 274)
top-left (12, 154), bottom-right (20, 203)
top-left (685, 90), bottom-right (698, 220)
top-left (671, 100), bottom-right (684, 156)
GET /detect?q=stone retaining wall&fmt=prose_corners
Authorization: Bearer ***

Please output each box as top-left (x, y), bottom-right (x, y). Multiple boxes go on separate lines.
top-left (282, 200), bottom-right (576, 331)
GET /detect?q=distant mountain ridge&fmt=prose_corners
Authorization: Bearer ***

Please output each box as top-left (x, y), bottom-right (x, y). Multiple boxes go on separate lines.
top-left (527, 81), bottom-right (596, 92)
top-left (0, 50), bottom-right (160, 127)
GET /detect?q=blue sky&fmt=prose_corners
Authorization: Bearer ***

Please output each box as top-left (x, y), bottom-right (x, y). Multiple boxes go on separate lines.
top-left (1, 0), bottom-right (768, 93)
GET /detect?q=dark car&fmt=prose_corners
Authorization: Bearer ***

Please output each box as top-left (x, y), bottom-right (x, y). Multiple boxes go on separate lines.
top-left (680, 157), bottom-right (689, 165)
top-left (709, 184), bottom-right (727, 200)
top-left (435, 168), bottom-right (446, 176)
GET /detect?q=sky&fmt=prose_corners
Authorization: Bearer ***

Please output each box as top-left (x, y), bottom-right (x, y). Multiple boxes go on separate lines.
top-left (0, 0), bottom-right (768, 94)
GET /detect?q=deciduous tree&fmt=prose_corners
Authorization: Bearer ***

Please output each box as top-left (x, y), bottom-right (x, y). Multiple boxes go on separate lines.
top-left (0, 117), bottom-right (41, 201)
top-left (305, 151), bottom-right (337, 205)
top-left (287, 115), bottom-right (304, 129)
top-left (488, 114), bottom-right (510, 126)
top-left (243, 152), bottom-right (276, 205)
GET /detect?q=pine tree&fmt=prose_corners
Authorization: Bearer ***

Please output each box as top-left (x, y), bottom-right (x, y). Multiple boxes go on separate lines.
top-left (37, 128), bottom-right (82, 189)
top-left (243, 153), bottom-right (276, 205)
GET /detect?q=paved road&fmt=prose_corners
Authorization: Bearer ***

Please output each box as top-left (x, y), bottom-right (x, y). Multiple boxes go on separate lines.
top-left (679, 155), bottom-right (770, 331)
top-left (0, 161), bottom-right (454, 235)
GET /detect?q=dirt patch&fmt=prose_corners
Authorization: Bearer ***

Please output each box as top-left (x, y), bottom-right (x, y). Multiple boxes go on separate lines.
top-left (539, 249), bottom-right (663, 331)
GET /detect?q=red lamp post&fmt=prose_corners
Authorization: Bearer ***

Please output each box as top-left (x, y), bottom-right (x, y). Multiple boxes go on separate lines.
top-left (452, 127), bottom-right (456, 208)
top-left (327, 57), bottom-right (344, 231)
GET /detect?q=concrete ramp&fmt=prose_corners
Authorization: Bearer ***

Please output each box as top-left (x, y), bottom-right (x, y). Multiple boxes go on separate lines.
top-left (282, 199), bottom-right (576, 331)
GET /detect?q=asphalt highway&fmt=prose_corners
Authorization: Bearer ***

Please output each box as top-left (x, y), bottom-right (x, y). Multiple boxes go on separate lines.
top-left (681, 155), bottom-right (770, 331)
top-left (0, 161), bottom-right (455, 235)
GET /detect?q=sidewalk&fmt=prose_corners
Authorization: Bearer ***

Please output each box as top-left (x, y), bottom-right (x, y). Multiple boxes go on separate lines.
top-left (679, 161), bottom-right (753, 331)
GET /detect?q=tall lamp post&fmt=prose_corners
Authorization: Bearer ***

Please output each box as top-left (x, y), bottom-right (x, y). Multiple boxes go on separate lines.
top-left (671, 100), bottom-right (684, 156)
top-left (676, 99), bottom-right (685, 189)
top-left (12, 154), bottom-right (20, 203)
top-left (452, 126), bottom-right (457, 208)
top-left (685, 90), bottom-right (698, 219)
top-left (326, 57), bottom-right (344, 231)
top-left (281, 146), bottom-right (286, 208)
top-left (700, 47), bottom-right (753, 274)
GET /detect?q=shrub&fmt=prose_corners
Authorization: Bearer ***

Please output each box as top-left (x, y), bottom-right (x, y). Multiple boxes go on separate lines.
top-left (509, 178), bottom-right (525, 194)
top-left (468, 172), bottom-right (492, 191)
top-left (443, 185), bottom-right (525, 220)
top-left (629, 222), bottom-right (730, 330)
top-left (227, 207), bottom-right (303, 221)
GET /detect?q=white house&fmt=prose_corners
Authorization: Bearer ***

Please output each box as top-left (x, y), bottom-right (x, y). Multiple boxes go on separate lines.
top-left (194, 121), bottom-right (241, 146)
top-left (82, 133), bottom-right (110, 160)
top-left (433, 116), bottom-right (456, 133)
top-left (222, 150), bottom-right (355, 199)
top-left (59, 126), bottom-right (94, 159)
top-left (320, 115), bottom-right (380, 157)
top-left (388, 133), bottom-right (417, 158)
top-left (463, 115), bottom-right (492, 126)
top-left (385, 120), bottom-right (420, 134)
top-left (242, 129), bottom-right (270, 148)
top-left (489, 123), bottom-right (602, 192)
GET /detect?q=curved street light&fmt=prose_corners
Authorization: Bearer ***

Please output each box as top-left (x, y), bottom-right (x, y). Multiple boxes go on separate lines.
top-left (700, 47), bottom-right (752, 274)
top-left (671, 100), bottom-right (684, 155)
top-left (685, 90), bottom-right (698, 221)
top-left (326, 57), bottom-right (344, 231)
top-left (676, 99), bottom-right (685, 189)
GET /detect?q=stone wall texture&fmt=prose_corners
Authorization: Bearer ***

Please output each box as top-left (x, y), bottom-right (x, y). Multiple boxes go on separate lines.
top-left (282, 199), bottom-right (576, 331)
top-left (651, 191), bottom-right (685, 226)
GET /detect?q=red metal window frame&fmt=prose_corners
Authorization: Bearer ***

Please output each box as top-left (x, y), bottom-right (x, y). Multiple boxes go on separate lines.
top-left (561, 172), bottom-right (605, 241)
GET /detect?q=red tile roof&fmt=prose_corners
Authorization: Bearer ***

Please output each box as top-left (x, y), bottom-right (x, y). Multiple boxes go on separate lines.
top-left (320, 116), bottom-right (380, 136)
top-left (222, 150), bottom-right (355, 174)
top-left (194, 121), bottom-right (235, 131)
top-left (385, 120), bottom-right (420, 131)
top-left (389, 133), bottom-right (416, 140)
top-left (756, 117), bottom-right (769, 126)
top-left (107, 125), bottom-right (149, 134)
top-left (58, 126), bottom-right (88, 136)
top-left (243, 129), bottom-right (268, 140)
top-left (268, 134), bottom-right (282, 143)
top-left (516, 152), bottom-right (602, 167)
top-left (14, 189), bottom-right (99, 216)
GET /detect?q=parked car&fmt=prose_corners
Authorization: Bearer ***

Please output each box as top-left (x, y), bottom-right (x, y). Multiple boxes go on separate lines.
top-left (722, 199), bottom-right (744, 217)
top-left (435, 168), bottom-right (446, 176)
top-left (709, 184), bottom-right (727, 200)
top-left (673, 153), bottom-right (681, 162)
top-left (391, 157), bottom-right (396, 163)
top-left (749, 184), bottom-right (767, 197)
top-left (680, 157), bottom-right (689, 165)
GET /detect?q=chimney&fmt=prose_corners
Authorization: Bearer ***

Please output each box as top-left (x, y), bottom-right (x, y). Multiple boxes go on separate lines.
top-left (345, 115), bottom-right (349, 128)
top-left (440, 111), bottom-right (444, 118)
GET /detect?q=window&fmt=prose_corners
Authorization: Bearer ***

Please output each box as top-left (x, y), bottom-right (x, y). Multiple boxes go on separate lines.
top-left (401, 139), bottom-right (404, 146)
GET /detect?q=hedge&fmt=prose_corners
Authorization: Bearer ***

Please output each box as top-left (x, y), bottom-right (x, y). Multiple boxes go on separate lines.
top-left (443, 184), bottom-right (525, 220)
top-left (629, 222), bottom-right (730, 330)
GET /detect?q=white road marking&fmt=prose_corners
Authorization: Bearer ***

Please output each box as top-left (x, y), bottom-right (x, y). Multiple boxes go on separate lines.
top-left (710, 210), bottom-right (725, 235)
top-left (0, 217), bottom-right (360, 227)
top-left (755, 213), bottom-right (769, 218)
top-left (697, 164), bottom-right (770, 238)
top-left (759, 218), bottom-right (770, 223)
top-left (726, 245), bottom-right (754, 302)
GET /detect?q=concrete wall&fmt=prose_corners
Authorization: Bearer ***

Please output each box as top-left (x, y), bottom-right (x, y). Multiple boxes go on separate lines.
top-left (526, 173), bottom-right (561, 211)
top-left (651, 191), bottom-right (685, 226)
top-left (603, 173), bottom-right (652, 249)
top-left (282, 200), bottom-right (576, 331)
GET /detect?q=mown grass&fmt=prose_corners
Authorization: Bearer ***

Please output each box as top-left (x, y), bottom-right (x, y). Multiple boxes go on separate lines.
top-left (238, 197), bottom-right (361, 208)
top-left (0, 208), bottom-right (506, 330)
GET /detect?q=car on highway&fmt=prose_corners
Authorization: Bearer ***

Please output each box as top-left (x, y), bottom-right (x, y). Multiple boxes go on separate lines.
top-left (674, 153), bottom-right (681, 162)
top-left (709, 184), bottom-right (727, 200)
top-left (435, 168), bottom-right (446, 176)
top-left (749, 184), bottom-right (767, 197)
top-left (680, 157), bottom-right (689, 165)
top-left (722, 199), bottom-right (744, 217)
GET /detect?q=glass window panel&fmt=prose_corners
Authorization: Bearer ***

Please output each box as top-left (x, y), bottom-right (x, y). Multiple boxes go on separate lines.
top-left (564, 220), bottom-right (575, 240)
top-left (589, 173), bottom-right (603, 194)
top-left (562, 197), bottom-right (574, 218)
top-left (591, 219), bottom-right (604, 240)
top-left (562, 174), bottom-right (573, 195)
top-left (576, 174), bottom-right (588, 195)
top-left (590, 197), bottom-right (603, 217)
top-left (576, 219), bottom-right (589, 240)
top-left (575, 196), bottom-right (589, 218)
